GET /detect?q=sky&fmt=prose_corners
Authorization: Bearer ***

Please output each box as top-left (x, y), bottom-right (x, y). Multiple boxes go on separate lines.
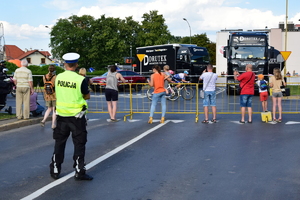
top-left (1, 0), bottom-right (300, 54)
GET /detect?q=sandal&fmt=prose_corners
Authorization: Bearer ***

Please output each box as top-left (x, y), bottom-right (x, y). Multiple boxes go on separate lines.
top-left (40, 121), bottom-right (45, 127)
top-left (211, 119), bottom-right (217, 123)
top-left (273, 119), bottom-right (277, 122)
top-left (202, 120), bottom-right (209, 124)
top-left (277, 119), bottom-right (282, 123)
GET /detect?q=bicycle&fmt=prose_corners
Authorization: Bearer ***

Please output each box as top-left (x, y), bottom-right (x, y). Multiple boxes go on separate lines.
top-left (146, 82), bottom-right (194, 101)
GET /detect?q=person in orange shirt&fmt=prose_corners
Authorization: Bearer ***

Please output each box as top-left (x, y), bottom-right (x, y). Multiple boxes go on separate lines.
top-left (147, 65), bottom-right (168, 124)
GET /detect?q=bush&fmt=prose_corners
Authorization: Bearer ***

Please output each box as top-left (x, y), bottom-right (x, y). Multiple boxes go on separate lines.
top-left (5, 62), bottom-right (106, 86)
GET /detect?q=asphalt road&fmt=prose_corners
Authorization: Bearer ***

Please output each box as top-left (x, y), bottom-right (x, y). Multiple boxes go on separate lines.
top-left (1, 111), bottom-right (300, 200)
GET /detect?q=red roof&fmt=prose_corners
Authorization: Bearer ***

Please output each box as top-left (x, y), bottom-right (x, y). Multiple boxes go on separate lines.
top-left (4, 45), bottom-right (24, 60)
top-left (4, 45), bottom-right (51, 60)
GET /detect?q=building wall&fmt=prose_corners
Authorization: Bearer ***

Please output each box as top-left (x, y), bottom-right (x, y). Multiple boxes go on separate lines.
top-left (26, 53), bottom-right (52, 66)
top-left (284, 32), bottom-right (300, 75)
top-left (216, 31), bottom-right (230, 75)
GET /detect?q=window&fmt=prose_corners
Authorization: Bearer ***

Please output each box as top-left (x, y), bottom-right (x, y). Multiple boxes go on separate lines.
top-left (41, 58), bottom-right (46, 64)
top-left (26, 58), bottom-right (31, 64)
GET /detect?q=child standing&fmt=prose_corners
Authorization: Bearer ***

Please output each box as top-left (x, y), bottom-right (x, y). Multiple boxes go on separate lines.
top-left (257, 74), bottom-right (268, 112)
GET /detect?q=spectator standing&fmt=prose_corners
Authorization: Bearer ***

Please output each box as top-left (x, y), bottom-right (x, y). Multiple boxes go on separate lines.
top-left (269, 68), bottom-right (286, 122)
top-left (30, 92), bottom-right (44, 116)
top-left (163, 65), bottom-right (174, 95)
top-left (234, 64), bottom-right (255, 123)
top-left (148, 65), bottom-right (167, 124)
top-left (41, 65), bottom-right (57, 129)
top-left (13, 59), bottom-right (34, 120)
top-left (105, 65), bottom-right (126, 122)
top-left (49, 52), bottom-right (93, 180)
top-left (256, 74), bottom-right (269, 112)
top-left (79, 68), bottom-right (93, 120)
top-left (79, 68), bottom-right (93, 86)
top-left (199, 64), bottom-right (218, 123)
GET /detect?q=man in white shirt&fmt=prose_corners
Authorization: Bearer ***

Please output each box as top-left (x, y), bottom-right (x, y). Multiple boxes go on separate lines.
top-left (199, 64), bottom-right (218, 123)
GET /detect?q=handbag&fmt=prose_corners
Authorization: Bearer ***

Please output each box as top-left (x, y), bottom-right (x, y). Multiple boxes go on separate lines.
top-left (238, 72), bottom-right (254, 94)
top-left (280, 80), bottom-right (285, 92)
top-left (280, 80), bottom-right (290, 96)
top-left (200, 73), bottom-right (214, 98)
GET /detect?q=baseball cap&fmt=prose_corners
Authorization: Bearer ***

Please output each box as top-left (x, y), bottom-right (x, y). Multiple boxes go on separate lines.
top-left (258, 74), bottom-right (264, 79)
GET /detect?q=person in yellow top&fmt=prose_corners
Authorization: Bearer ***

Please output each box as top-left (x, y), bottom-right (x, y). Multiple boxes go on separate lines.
top-left (147, 65), bottom-right (168, 124)
top-left (269, 68), bottom-right (286, 122)
top-left (49, 52), bottom-right (93, 181)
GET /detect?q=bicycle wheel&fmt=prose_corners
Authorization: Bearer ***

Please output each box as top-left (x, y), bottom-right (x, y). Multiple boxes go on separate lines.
top-left (181, 86), bottom-right (194, 100)
top-left (167, 87), bottom-right (180, 101)
top-left (146, 87), bottom-right (154, 101)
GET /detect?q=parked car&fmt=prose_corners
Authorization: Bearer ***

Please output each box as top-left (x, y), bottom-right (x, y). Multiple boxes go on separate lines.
top-left (90, 70), bottom-right (147, 92)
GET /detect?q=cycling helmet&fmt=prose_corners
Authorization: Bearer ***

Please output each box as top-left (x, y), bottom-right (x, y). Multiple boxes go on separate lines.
top-left (184, 71), bottom-right (189, 74)
top-left (168, 70), bottom-right (174, 75)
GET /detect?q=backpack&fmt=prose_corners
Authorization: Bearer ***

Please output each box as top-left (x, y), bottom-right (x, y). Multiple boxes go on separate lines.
top-left (260, 80), bottom-right (268, 90)
top-left (44, 75), bottom-right (55, 95)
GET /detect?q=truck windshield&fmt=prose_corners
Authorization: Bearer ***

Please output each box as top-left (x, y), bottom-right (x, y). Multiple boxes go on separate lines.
top-left (230, 46), bottom-right (265, 60)
top-left (191, 55), bottom-right (210, 64)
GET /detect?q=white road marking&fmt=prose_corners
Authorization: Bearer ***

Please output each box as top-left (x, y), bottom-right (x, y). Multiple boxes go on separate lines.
top-left (127, 119), bottom-right (141, 122)
top-left (21, 121), bottom-right (171, 200)
top-left (286, 121), bottom-right (300, 125)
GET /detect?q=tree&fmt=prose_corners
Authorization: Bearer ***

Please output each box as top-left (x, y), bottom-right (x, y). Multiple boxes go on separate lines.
top-left (137, 10), bottom-right (172, 47)
top-left (181, 33), bottom-right (216, 65)
top-left (49, 15), bottom-right (95, 68)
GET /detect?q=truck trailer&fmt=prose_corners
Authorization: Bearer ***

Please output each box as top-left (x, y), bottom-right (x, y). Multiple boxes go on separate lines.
top-left (136, 44), bottom-right (210, 83)
top-left (223, 31), bottom-right (284, 95)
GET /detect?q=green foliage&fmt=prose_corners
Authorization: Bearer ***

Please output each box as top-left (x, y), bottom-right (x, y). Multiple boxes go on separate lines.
top-left (137, 10), bottom-right (172, 46)
top-left (5, 61), bottom-right (18, 74)
top-left (49, 10), bottom-right (216, 70)
top-left (180, 33), bottom-right (216, 65)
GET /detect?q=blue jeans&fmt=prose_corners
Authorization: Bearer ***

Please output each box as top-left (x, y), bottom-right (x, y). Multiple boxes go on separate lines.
top-left (36, 104), bottom-right (45, 114)
top-left (150, 92), bottom-right (166, 117)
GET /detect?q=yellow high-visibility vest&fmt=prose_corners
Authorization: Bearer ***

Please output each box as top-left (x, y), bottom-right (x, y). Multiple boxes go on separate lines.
top-left (55, 71), bottom-right (87, 116)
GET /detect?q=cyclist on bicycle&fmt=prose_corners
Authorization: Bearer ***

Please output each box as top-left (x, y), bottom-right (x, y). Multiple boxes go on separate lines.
top-left (172, 71), bottom-right (189, 89)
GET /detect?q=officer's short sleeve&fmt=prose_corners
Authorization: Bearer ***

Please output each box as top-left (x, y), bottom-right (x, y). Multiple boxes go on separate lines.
top-left (81, 78), bottom-right (89, 95)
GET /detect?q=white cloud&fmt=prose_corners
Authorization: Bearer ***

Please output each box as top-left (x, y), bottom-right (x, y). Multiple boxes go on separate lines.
top-left (76, 0), bottom-right (295, 42)
top-left (3, 0), bottom-right (300, 51)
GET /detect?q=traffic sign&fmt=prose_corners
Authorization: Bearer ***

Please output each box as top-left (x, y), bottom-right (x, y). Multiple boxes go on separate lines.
top-left (137, 54), bottom-right (146, 62)
top-left (280, 51), bottom-right (292, 61)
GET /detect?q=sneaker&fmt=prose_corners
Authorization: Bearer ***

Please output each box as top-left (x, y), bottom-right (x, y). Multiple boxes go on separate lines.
top-left (74, 172), bottom-right (93, 181)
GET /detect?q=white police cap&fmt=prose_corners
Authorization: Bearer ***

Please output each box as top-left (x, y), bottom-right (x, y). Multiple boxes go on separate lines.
top-left (62, 52), bottom-right (80, 63)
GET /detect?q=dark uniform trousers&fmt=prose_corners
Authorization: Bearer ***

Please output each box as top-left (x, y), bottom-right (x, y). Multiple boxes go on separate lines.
top-left (50, 115), bottom-right (87, 175)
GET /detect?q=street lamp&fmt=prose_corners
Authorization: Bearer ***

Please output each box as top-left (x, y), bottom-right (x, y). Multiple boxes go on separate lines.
top-left (183, 18), bottom-right (191, 44)
top-left (284, 0), bottom-right (288, 75)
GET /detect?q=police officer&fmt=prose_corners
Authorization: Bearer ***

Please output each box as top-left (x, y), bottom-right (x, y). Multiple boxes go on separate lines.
top-left (49, 53), bottom-right (93, 180)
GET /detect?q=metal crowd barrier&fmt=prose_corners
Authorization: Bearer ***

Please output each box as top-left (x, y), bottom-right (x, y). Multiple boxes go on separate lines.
top-left (33, 77), bottom-right (300, 122)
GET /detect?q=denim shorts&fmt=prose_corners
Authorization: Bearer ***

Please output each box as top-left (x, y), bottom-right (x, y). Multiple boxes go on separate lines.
top-left (272, 92), bottom-right (283, 98)
top-left (240, 94), bottom-right (253, 107)
top-left (203, 91), bottom-right (216, 106)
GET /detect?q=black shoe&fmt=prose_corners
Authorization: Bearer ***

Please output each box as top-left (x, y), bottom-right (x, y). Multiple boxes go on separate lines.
top-left (50, 173), bottom-right (60, 180)
top-left (74, 172), bottom-right (93, 181)
top-left (5, 106), bottom-right (12, 115)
